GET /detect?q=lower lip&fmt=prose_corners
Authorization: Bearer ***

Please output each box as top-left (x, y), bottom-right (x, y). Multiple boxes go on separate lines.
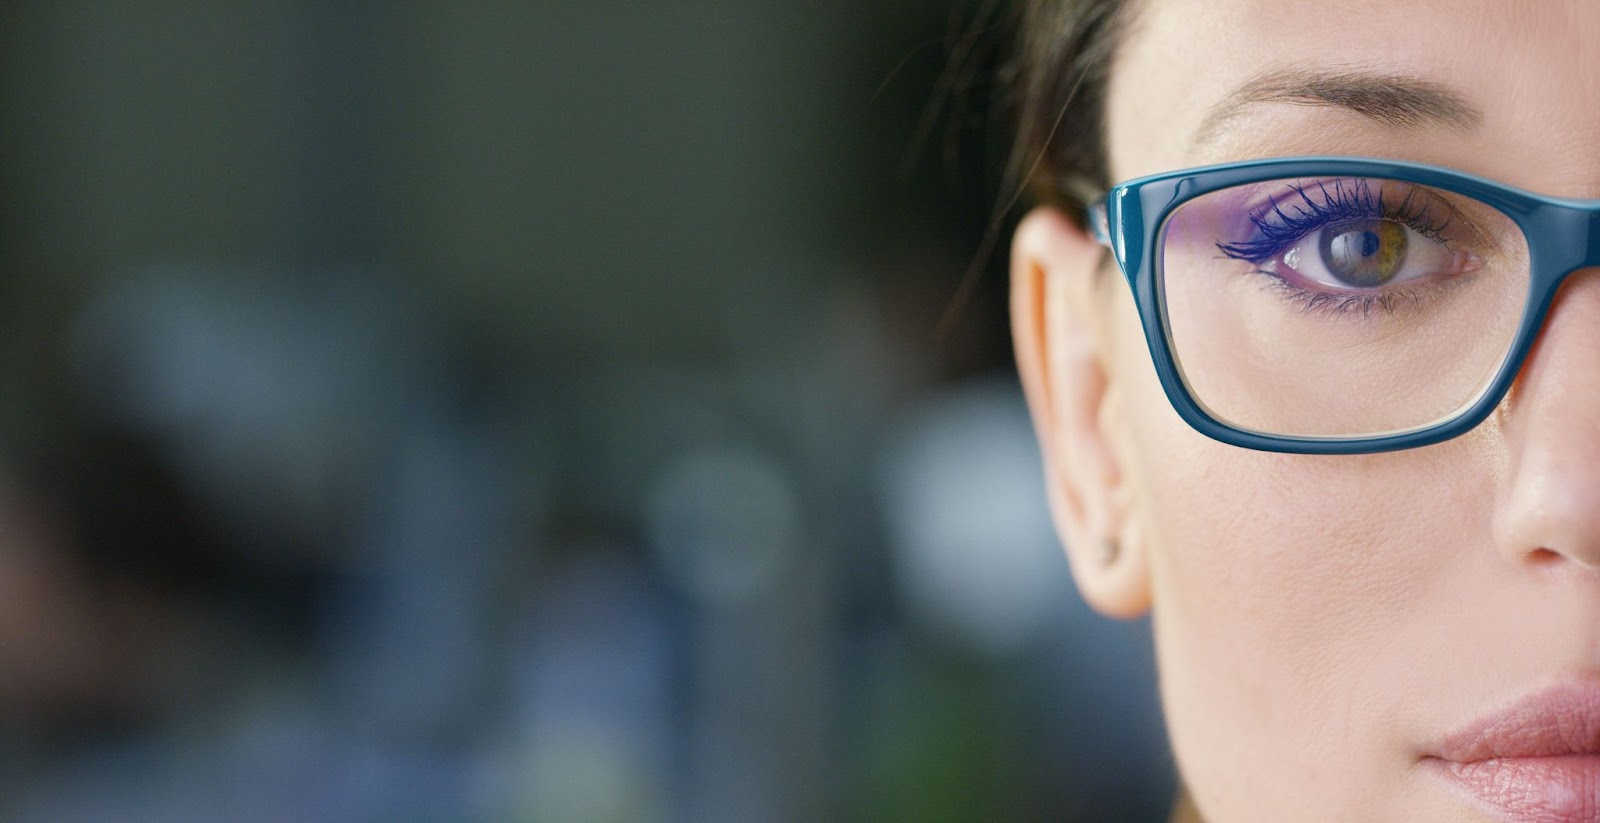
top-left (1434, 756), bottom-right (1600, 822)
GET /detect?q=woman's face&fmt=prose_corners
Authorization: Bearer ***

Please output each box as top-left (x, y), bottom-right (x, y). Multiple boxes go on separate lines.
top-left (1017, 1), bottom-right (1600, 820)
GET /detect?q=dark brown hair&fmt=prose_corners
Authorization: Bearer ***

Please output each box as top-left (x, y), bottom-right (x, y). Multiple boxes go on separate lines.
top-left (938, 0), bottom-right (1134, 333)
top-left (1006, 0), bottom-right (1131, 224)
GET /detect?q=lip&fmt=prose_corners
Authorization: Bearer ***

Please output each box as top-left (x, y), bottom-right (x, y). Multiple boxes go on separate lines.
top-left (1428, 679), bottom-right (1600, 822)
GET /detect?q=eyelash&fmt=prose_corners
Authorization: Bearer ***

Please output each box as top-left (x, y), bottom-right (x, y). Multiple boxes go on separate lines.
top-left (1212, 179), bottom-right (1454, 317)
top-left (1256, 274), bottom-right (1432, 318)
top-left (1216, 178), bottom-right (1450, 262)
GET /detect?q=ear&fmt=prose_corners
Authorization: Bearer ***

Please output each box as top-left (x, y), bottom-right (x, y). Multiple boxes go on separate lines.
top-left (1011, 206), bottom-right (1150, 619)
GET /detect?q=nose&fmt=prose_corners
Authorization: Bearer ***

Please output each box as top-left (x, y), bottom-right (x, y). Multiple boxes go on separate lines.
top-left (1493, 268), bottom-right (1600, 571)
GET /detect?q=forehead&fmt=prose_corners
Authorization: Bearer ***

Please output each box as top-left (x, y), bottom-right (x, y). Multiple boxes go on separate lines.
top-left (1105, 0), bottom-right (1600, 190)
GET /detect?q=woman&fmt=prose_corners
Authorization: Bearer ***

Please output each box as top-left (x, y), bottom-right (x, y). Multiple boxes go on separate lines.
top-left (1008, 1), bottom-right (1600, 820)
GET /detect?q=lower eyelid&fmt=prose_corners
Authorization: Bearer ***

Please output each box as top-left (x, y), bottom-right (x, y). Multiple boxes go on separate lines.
top-left (1255, 267), bottom-right (1455, 320)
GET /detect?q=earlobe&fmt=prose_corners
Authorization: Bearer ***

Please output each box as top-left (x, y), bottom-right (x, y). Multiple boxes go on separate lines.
top-left (1011, 206), bottom-right (1151, 619)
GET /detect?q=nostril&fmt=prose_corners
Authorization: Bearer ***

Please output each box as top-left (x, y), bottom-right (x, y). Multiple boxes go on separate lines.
top-left (1523, 546), bottom-right (1600, 573)
top-left (1527, 547), bottom-right (1564, 566)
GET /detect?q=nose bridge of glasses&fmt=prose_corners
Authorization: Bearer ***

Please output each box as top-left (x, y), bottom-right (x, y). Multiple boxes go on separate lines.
top-left (1524, 200), bottom-right (1600, 289)
top-left (1579, 201), bottom-right (1600, 268)
top-left (1584, 204), bottom-right (1600, 264)
top-left (1526, 204), bottom-right (1600, 342)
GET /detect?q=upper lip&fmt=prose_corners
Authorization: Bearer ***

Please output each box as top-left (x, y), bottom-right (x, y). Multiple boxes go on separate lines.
top-left (1434, 678), bottom-right (1600, 762)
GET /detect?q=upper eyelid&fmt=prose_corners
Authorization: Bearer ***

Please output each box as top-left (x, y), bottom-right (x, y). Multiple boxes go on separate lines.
top-left (1214, 180), bottom-right (1386, 258)
top-left (1213, 179), bottom-right (1465, 263)
top-left (1253, 178), bottom-right (1398, 221)
top-left (1251, 179), bottom-right (1473, 239)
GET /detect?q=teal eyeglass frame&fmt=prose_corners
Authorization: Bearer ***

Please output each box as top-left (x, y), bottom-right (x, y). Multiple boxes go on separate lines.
top-left (1089, 155), bottom-right (1600, 455)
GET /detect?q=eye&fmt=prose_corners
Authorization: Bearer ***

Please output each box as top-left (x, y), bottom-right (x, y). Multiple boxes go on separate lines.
top-left (1319, 219), bottom-right (1405, 287)
top-left (1277, 218), bottom-right (1476, 290)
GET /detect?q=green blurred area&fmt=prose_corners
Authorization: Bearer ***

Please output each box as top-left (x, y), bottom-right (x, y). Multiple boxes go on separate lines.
top-left (0, 3), bottom-right (1171, 821)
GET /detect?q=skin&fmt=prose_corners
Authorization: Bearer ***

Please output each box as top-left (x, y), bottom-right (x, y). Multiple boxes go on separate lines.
top-left (1012, 1), bottom-right (1600, 820)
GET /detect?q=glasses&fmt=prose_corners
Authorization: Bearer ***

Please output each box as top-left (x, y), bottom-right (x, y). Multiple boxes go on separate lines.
top-left (1091, 155), bottom-right (1600, 455)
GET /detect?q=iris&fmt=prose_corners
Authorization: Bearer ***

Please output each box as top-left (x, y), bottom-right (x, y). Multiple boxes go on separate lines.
top-left (1319, 219), bottom-right (1407, 287)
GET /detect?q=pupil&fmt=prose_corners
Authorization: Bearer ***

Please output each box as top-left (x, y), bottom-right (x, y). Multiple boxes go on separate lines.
top-left (1318, 219), bottom-right (1405, 287)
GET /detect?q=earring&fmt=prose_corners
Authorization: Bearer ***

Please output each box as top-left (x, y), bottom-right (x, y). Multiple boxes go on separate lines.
top-left (1100, 537), bottom-right (1120, 565)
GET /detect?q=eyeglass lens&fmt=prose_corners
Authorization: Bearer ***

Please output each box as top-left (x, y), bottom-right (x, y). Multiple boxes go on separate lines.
top-left (1159, 176), bottom-right (1530, 438)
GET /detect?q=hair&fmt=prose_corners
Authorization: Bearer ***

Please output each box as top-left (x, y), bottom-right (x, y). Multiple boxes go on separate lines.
top-left (935, 0), bottom-right (1134, 334)
top-left (1006, 0), bottom-right (1132, 225)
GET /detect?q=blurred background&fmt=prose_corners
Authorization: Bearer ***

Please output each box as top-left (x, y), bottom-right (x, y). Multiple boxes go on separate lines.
top-left (0, 2), bottom-right (1174, 821)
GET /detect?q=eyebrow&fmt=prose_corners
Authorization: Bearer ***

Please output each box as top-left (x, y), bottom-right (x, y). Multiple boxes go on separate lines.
top-left (1193, 67), bottom-right (1484, 147)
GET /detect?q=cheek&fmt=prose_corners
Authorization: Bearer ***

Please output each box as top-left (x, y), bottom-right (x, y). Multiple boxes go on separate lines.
top-left (1107, 290), bottom-right (1494, 813)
